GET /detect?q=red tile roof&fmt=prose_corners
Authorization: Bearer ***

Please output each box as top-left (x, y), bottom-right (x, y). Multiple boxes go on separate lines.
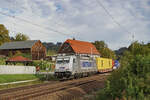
top-left (65, 39), bottom-right (100, 55)
top-left (7, 56), bottom-right (32, 62)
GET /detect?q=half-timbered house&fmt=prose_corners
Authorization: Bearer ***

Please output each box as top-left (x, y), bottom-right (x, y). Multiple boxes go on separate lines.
top-left (58, 39), bottom-right (100, 57)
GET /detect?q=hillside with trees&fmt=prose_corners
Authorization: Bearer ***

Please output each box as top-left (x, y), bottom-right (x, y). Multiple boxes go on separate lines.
top-left (115, 47), bottom-right (128, 57)
top-left (42, 42), bottom-right (62, 55)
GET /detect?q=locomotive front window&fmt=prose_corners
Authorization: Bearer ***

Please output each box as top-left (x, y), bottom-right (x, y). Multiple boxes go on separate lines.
top-left (64, 60), bottom-right (69, 63)
top-left (57, 60), bottom-right (63, 64)
top-left (56, 58), bottom-right (70, 64)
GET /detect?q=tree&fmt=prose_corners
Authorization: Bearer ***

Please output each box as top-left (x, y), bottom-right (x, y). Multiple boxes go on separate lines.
top-left (93, 41), bottom-right (108, 50)
top-left (128, 41), bottom-right (150, 56)
top-left (102, 47), bottom-right (116, 59)
top-left (10, 36), bottom-right (15, 41)
top-left (0, 24), bottom-right (10, 45)
top-left (93, 41), bottom-right (116, 59)
top-left (14, 33), bottom-right (29, 41)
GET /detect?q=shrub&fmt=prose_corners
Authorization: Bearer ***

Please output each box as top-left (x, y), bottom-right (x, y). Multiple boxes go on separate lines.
top-left (97, 54), bottom-right (150, 100)
top-left (32, 60), bottom-right (55, 71)
top-left (35, 74), bottom-right (57, 81)
top-left (0, 58), bottom-right (6, 65)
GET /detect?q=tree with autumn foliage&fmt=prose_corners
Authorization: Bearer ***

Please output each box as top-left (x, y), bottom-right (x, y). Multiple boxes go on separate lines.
top-left (13, 33), bottom-right (30, 41)
top-left (0, 24), bottom-right (10, 45)
top-left (93, 41), bottom-right (116, 59)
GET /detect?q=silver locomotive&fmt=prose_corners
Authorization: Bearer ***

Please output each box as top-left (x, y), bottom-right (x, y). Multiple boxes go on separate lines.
top-left (54, 54), bottom-right (98, 79)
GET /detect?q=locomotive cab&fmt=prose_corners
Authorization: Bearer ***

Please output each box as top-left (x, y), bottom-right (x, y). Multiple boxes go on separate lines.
top-left (54, 55), bottom-right (76, 78)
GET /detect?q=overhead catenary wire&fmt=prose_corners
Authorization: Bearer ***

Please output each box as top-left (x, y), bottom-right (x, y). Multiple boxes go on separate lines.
top-left (95, 0), bottom-right (132, 34)
top-left (0, 0), bottom-right (85, 41)
top-left (11, 0), bottom-right (84, 40)
top-left (9, 22), bottom-right (62, 41)
top-left (0, 1), bottom-right (69, 33)
top-left (0, 0), bottom-right (80, 39)
top-left (0, 11), bottom-right (72, 37)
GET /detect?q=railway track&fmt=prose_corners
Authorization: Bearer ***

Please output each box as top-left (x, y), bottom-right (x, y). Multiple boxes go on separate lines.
top-left (0, 73), bottom-right (110, 100)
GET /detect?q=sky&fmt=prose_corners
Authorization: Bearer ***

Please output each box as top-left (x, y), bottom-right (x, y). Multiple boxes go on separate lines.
top-left (0, 0), bottom-right (150, 50)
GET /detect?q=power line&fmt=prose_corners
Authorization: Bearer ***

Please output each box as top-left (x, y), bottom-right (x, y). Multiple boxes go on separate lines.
top-left (0, 11), bottom-right (71, 37)
top-left (95, 0), bottom-right (131, 34)
top-left (6, 1), bottom-right (68, 35)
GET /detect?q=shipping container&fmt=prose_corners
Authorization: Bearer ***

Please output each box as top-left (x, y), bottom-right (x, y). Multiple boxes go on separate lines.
top-left (96, 57), bottom-right (113, 72)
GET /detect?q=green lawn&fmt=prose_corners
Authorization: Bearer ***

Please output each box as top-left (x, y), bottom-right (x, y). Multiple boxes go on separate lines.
top-left (0, 74), bottom-right (38, 83)
top-left (0, 74), bottom-right (57, 90)
top-left (0, 80), bottom-right (43, 90)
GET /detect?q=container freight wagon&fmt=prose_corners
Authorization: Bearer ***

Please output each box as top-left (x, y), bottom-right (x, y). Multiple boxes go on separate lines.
top-left (96, 57), bottom-right (113, 73)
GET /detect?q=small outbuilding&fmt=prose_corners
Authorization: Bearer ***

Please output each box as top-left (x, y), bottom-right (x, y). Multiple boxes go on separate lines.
top-left (0, 40), bottom-right (46, 60)
top-left (6, 56), bottom-right (32, 65)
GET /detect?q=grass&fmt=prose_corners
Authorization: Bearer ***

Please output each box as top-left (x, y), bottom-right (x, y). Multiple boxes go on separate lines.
top-left (0, 74), bottom-right (57, 84)
top-left (0, 74), bottom-right (38, 83)
top-left (0, 74), bottom-right (58, 90)
top-left (0, 80), bottom-right (43, 90)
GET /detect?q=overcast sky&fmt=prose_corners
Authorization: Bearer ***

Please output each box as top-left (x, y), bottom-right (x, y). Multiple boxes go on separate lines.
top-left (0, 0), bottom-right (150, 50)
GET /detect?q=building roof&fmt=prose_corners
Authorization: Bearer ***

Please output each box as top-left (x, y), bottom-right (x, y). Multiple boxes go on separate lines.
top-left (6, 56), bottom-right (32, 62)
top-left (0, 40), bottom-right (39, 50)
top-left (64, 39), bottom-right (100, 55)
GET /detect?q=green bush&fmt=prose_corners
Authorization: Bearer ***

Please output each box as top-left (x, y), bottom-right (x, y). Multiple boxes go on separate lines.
top-left (35, 74), bottom-right (58, 81)
top-left (0, 58), bottom-right (6, 65)
top-left (32, 60), bottom-right (55, 71)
